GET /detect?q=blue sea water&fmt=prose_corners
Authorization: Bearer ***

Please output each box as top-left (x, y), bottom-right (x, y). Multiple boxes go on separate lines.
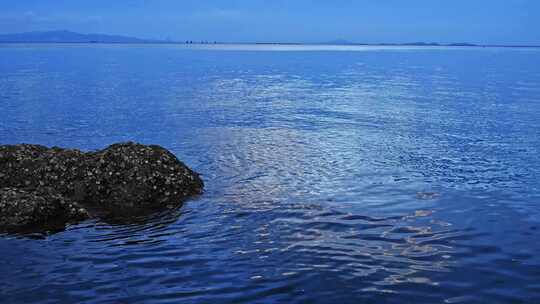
top-left (0, 44), bottom-right (540, 303)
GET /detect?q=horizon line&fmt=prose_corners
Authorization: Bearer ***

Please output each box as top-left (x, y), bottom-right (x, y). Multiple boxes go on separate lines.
top-left (0, 30), bottom-right (539, 48)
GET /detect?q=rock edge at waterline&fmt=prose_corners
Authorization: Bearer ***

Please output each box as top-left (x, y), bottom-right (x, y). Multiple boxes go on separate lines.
top-left (0, 142), bottom-right (203, 233)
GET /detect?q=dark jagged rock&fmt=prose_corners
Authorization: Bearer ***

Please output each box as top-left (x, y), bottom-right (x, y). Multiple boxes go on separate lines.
top-left (0, 144), bottom-right (90, 198)
top-left (0, 142), bottom-right (203, 233)
top-left (0, 187), bottom-right (89, 232)
top-left (84, 143), bottom-right (204, 210)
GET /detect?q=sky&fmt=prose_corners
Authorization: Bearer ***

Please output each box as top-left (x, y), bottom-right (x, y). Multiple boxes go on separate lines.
top-left (0, 0), bottom-right (539, 45)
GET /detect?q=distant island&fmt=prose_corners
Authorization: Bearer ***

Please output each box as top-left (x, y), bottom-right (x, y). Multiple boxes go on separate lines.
top-left (0, 30), bottom-right (538, 48)
top-left (0, 30), bottom-right (220, 44)
top-left (319, 39), bottom-right (536, 48)
top-left (0, 30), bottom-right (161, 43)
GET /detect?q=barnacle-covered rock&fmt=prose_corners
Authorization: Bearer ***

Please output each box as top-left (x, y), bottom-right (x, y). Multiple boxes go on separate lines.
top-left (0, 187), bottom-right (89, 232)
top-left (85, 142), bottom-right (204, 211)
top-left (0, 144), bottom-right (90, 198)
top-left (0, 142), bottom-right (203, 233)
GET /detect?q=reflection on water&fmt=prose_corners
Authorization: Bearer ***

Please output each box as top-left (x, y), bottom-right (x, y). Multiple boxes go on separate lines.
top-left (1, 45), bottom-right (540, 303)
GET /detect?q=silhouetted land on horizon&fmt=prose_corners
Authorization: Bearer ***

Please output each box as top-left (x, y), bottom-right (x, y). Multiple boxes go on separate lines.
top-left (0, 30), bottom-right (161, 44)
top-left (0, 30), bottom-right (538, 48)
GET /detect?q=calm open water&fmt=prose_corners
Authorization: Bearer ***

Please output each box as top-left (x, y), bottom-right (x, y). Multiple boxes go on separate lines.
top-left (1, 44), bottom-right (540, 303)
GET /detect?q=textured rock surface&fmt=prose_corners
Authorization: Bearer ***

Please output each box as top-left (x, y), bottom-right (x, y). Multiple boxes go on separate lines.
top-left (0, 187), bottom-right (89, 232)
top-left (0, 142), bottom-right (203, 233)
top-left (84, 143), bottom-right (204, 210)
top-left (0, 144), bottom-right (90, 198)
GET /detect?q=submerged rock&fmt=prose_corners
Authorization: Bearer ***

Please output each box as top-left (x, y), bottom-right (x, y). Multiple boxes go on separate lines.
top-left (0, 142), bottom-right (203, 233)
top-left (416, 192), bottom-right (440, 200)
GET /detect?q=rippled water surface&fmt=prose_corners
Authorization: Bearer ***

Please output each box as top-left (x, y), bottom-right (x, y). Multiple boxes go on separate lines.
top-left (1, 44), bottom-right (540, 303)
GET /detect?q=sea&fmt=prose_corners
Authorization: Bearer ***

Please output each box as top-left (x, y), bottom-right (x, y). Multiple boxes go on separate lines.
top-left (1, 44), bottom-right (539, 303)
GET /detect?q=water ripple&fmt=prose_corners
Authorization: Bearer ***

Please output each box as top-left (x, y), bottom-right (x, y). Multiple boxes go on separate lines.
top-left (1, 45), bottom-right (540, 303)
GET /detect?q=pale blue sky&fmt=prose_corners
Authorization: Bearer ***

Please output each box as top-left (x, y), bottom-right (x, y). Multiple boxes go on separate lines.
top-left (0, 0), bottom-right (539, 44)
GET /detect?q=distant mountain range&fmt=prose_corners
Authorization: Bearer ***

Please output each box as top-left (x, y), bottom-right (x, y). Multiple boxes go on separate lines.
top-left (0, 30), bottom-right (163, 43)
top-left (0, 31), bottom-right (537, 47)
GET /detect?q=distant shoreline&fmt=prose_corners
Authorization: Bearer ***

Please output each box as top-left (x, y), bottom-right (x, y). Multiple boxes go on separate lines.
top-left (1, 31), bottom-right (538, 48)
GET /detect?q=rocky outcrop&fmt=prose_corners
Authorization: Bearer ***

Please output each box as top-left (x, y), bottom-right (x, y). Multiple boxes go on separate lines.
top-left (0, 142), bottom-right (203, 233)
top-left (0, 187), bottom-right (89, 232)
